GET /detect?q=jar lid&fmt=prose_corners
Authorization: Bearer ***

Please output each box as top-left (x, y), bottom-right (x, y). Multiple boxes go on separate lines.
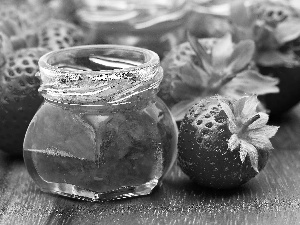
top-left (38, 45), bottom-right (163, 105)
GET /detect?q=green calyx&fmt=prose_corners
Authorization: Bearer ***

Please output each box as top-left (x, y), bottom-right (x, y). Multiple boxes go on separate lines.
top-left (220, 95), bottom-right (279, 172)
top-left (231, 0), bottom-right (300, 66)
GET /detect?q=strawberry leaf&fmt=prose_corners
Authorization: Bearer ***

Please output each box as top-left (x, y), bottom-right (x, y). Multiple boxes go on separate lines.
top-left (226, 40), bottom-right (255, 74)
top-left (0, 32), bottom-right (13, 67)
top-left (241, 96), bottom-right (260, 121)
top-left (233, 96), bottom-right (248, 119)
top-left (221, 70), bottom-right (279, 100)
top-left (212, 33), bottom-right (234, 72)
top-left (248, 112), bottom-right (269, 129)
top-left (239, 141), bottom-right (248, 163)
top-left (171, 80), bottom-right (204, 100)
top-left (252, 23), bottom-right (279, 50)
top-left (256, 49), bottom-right (300, 66)
top-left (240, 140), bottom-right (259, 172)
top-left (0, 32), bottom-right (13, 54)
top-left (171, 98), bottom-right (200, 121)
top-left (220, 100), bottom-right (237, 133)
top-left (220, 100), bottom-right (235, 121)
top-left (187, 33), bottom-right (213, 74)
top-left (228, 133), bottom-right (240, 151)
top-left (232, 25), bottom-right (253, 42)
top-left (275, 18), bottom-right (300, 45)
top-left (247, 133), bottom-right (274, 151)
top-left (179, 62), bottom-right (209, 87)
top-left (250, 125), bottom-right (279, 139)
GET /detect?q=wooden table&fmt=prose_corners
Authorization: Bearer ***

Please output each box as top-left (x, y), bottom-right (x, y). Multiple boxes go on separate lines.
top-left (0, 105), bottom-right (300, 225)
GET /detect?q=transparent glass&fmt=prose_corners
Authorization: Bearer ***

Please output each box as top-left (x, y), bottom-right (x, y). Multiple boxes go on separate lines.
top-left (75, 0), bottom-right (189, 57)
top-left (23, 45), bottom-right (178, 201)
top-left (187, 0), bottom-right (233, 38)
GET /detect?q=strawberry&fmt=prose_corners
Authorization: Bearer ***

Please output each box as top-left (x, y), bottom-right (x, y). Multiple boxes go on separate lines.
top-left (0, 3), bottom-right (51, 50)
top-left (158, 33), bottom-right (279, 121)
top-left (0, 3), bottom-right (82, 51)
top-left (0, 47), bottom-right (48, 156)
top-left (248, 1), bottom-right (297, 27)
top-left (177, 95), bottom-right (279, 189)
top-left (0, 4), bottom-right (27, 37)
top-left (230, 0), bottom-right (300, 116)
top-left (36, 19), bottom-right (83, 51)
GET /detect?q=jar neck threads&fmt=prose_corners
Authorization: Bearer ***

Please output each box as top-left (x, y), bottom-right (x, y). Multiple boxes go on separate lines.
top-left (38, 45), bottom-right (162, 105)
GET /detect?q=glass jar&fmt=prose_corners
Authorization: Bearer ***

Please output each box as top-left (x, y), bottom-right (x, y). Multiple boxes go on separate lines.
top-left (74, 0), bottom-right (189, 58)
top-left (23, 45), bottom-right (178, 201)
top-left (187, 0), bottom-right (233, 39)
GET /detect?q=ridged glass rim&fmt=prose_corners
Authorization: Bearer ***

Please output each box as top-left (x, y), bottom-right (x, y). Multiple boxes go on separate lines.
top-left (38, 45), bottom-right (162, 105)
top-left (39, 44), bottom-right (160, 76)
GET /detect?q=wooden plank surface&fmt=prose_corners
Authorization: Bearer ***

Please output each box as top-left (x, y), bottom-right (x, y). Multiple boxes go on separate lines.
top-left (0, 104), bottom-right (300, 225)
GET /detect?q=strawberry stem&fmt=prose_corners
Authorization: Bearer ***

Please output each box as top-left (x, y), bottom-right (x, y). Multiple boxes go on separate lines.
top-left (220, 72), bottom-right (237, 86)
top-left (209, 73), bottom-right (236, 93)
top-left (238, 114), bottom-right (260, 135)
